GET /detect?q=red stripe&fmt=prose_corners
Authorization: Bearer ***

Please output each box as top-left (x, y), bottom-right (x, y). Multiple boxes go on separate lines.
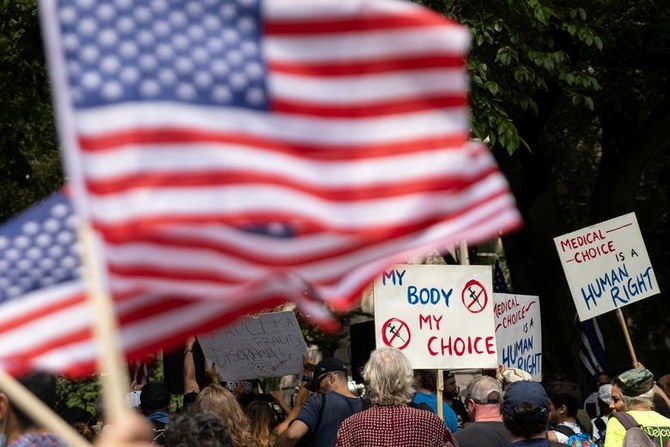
top-left (269, 55), bottom-right (464, 77)
top-left (85, 167), bottom-right (498, 197)
top-left (265, 10), bottom-right (450, 35)
top-left (93, 185), bottom-right (514, 241)
top-left (102, 188), bottom-right (515, 271)
top-left (271, 95), bottom-right (468, 117)
top-left (78, 129), bottom-right (468, 159)
top-left (0, 292), bottom-right (86, 333)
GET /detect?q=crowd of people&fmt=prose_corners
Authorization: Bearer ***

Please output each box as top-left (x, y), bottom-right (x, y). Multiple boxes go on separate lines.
top-left (2, 344), bottom-right (670, 447)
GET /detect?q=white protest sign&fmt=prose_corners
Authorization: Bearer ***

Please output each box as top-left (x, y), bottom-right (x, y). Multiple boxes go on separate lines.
top-left (373, 264), bottom-right (497, 369)
top-left (554, 213), bottom-right (660, 321)
top-left (494, 294), bottom-right (542, 381)
top-left (198, 311), bottom-right (307, 381)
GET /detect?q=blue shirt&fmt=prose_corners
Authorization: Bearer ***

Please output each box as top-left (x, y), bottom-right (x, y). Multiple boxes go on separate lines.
top-left (295, 391), bottom-right (363, 447)
top-left (413, 391), bottom-right (459, 432)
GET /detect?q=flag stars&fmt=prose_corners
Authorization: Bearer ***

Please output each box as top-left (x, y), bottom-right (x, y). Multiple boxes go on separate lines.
top-left (78, 18), bottom-right (97, 36)
top-left (96, 4), bottom-right (116, 21)
top-left (169, 10), bottom-right (188, 28)
top-left (44, 219), bottom-right (60, 233)
top-left (13, 236), bottom-right (30, 249)
top-left (176, 83), bottom-right (197, 100)
top-left (153, 20), bottom-right (171, 38)
top-left (140, 79), bottom-right (161, 97)
top-left (60, 7), bottom-right (78, 25)
top-left (120, 67), bottom-right (140, 85)
top-left (134, 6), bottom-right (153, 24)
top-left (98, 29), bottom-right (119, 48)
top-left (26, 247), bottom-right (43, 261)
top-left (35, 234), bottom-right (53, 248)
top-left (102, 81), bottom-right (123, 99)
top-left (158, 69), bottom-right (177, 86)
top-left (120, 41), bottom-right (139, 59)
top-left (22, 222), bottom-right (40, 235)
top-left (150, 0), bottom-right (169, 14)
top-left (80, 45), bottom-right (99, 64)
top-left (101, 56), bottom-right (121, 74)
top-left (116, 16), bottom-right (135, 34)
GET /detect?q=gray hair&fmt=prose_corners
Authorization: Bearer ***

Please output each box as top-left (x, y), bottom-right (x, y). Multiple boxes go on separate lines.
top-left (363, 347), bottom-right (415, 406)
top-left (621, 387), bottom-right (654, 409)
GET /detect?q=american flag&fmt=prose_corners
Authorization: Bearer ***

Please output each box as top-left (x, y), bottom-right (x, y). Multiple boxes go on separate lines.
top-left (0, 193), bottom-right (316, 377)
top-left (38, 0), bottom-right (522, 328)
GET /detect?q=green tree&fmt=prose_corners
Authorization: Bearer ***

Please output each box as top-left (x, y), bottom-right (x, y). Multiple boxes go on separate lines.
top-left (0, 0), bottom-right (62, 222)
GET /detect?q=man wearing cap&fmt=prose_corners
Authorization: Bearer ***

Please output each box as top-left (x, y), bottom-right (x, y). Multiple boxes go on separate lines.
top-left (501, 380), bottom-right (561, 447)
top-left (139, 382), bottom-right (171, 446)
top-left (604, 368), bottom-right (670, 447)
top-left (274, 358), bottom-right (362, 447)
top-left (454, 375), bottom-right (510, 447)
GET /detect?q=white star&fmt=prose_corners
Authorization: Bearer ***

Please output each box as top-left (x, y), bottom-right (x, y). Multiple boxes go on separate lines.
top-left (26, 247), bottom-right (43, 261)
top-left (21, 221), bottom-right (40, 235)
top-left (102, 81), bottom-right (123, 100)
top-left (203, 16), bottom-right (221, 32)
top-left (13, 236), bottom-right (30, 249)
top-left (80, 45), bottom-right (100, 64)
top-left (120, 66), bottom-right (140, 84)
top-left (188, 25), bottom-right (206, 42)
top-left (176, 83), bottom-right (197, 100)
top-left (82, 71), bottom-right (102, 90)
top-left (212, 86), bottom-right (232, 102)
top-left (169, 10), bottom-right (188, 28)
top-left (194, 71), bottom-right (213, 88)
top-left (158, 69), bottom-right (177, 86)
top-left (246, 88), bottom-right (264, 105)
top-left (134, 6), bottom-right (153, 24)
top-left (97, 4), bottom-right (117, 22)
top-left (139, 55), bottom-right (158, 72)
top-left (140, 79), bottom-right (161, 97)
top-left (154, 20), bottom-right (171, 38)
top-left (0, 237), bottom-right (8, 249)
top-left (99, 29), bottom-right (119, 47)
top-left (120, 41), bottom-right (140, 59)
top-left (63, 34), bottom-right (80, 52)
top-left (185, 1), bottom-right (204, 17)
top-left (35, 234), bottom-right (53, 248)
top-left (78, 18), bottom-right (97, 36)
top-left (57, 231), bottom-right (74, 245)
top-left (44, 219), bottom-right (61, 233)
top-left (175, 57), bottom-right (195, 75)
top-left (101, 56), bottom-right (121, 74)
top-left (117, 16), bottom-right (136, 34)
top-left (51, 204), bottom-right (68, 219)
top-left (60, 6), bottom-right (78, 25)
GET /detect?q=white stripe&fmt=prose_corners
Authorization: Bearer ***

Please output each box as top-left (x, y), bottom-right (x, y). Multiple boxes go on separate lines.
top-left (0, 281), bottom-right (83, 324)
top-left (106, 194), bottom-right (519, 298)
top-left (265, 28), bottom-right (470, 63)
top-left (82, 141), bottom-right (492, 184)
top-left (269, 69), bottom-right (468, 104)
top-left (264, 0), bottom-right (423, 21)
top-left (87, 174), bottom-right (509, 228)
top-left (75, 103), bottom-right (469, 146)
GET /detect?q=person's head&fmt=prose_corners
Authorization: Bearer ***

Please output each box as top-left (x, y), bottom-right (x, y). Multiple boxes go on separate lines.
top-left (164, 410), bottom-right (233, 447)
top-left (364, 347), bottom-right (414, 406)
top-left (502, 381), bottom-right (550, 440)
top-left (244, 401), bottom-right (277, 447)
top-left (443, 371), bottom-right (457, 398)
top-left (612, 368), bottom-right (655, 411)
top-left (545, 380), bottom-right (581, 423)
top-left (139, 383), bottom-right (170, 416)
top-left (192, 384), bottom-right (252, 447)
top-left (414, 370), bottom-right (436, 393)
top-left (658, 374), bottom-right (670, 399)
top-left (0, 372), bottom-right (58, 440)
top-left (305, 358), bottom-right (348, 394)
top-left (597, 384), bottom-right (613, 415)
top-left (464, 375), bottom-right (503, 421)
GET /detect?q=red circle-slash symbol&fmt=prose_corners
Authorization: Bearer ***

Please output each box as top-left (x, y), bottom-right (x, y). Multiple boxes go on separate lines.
top-left (381, 318), bottom-right (411, 350)
top-left (461, 280), bottom-right (488, 314)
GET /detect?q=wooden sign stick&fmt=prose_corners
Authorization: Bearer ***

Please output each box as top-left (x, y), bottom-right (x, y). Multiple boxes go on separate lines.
top-left (436, 369), bottom-right (444, 421)
top-left (0, 371), bottom-right (91, 447)
top-left (79, 225), bottom-right (130, 422)
top-left (615, 308), bottom-right (638, 367)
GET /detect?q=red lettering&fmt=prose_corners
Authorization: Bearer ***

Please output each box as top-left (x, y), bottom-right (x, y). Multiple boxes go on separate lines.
top-left (485, 336), bottom-right (495, 354)
top-left (427, 336), bottom-right (438, 356)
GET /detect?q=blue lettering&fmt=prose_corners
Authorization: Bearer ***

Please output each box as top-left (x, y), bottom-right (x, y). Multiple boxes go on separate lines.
top-left (407, 285), bottom-right (453, 306)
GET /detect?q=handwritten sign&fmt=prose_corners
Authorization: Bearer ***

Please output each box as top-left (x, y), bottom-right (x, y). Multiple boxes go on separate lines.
top-left (494, 294), bottom-right (542, 381)
top-left (373, 264), bottom-right (497, 369)
top-left (198, 311), bottom-right (307, 381)
top-left (554, 213), bottom-right (660, 321)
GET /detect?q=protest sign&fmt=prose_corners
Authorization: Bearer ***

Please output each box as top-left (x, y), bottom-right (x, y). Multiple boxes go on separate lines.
top-left (373, 264), bottom-right (496, 369)
top-left (554, 213), bottom-right (660, 321)
top-left (198, 311), bottom-right (307, 381)
top-left (494, 294), bottom-right (542, 380)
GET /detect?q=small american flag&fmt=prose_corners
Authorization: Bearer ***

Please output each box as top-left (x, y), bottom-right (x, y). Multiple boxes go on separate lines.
top-left (0, 193), bottom-right (310, 377)
top-left (39, 0), bottom-right (522, 321)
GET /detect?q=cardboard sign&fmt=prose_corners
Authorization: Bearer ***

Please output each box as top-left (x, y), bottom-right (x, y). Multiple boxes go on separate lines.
top-left (198, 311), bottom-right (307, 381)
top-left (494, 294), bottom-right (542, 381)
top-left (554, 213), bottom-right (660, 321)
top-left (373, 264), bottom-right (497, 369)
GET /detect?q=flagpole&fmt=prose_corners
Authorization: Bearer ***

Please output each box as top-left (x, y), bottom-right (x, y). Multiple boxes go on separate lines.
top-left (0, 372), bottom-right (91, 447)
top-left (615, 308), bottom-right (638, 366)
top-left (79, 225), bottom-right (130, 422)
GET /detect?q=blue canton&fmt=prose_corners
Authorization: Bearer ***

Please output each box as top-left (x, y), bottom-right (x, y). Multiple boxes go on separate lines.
top-left (57, 0), bottom-right (267, 109)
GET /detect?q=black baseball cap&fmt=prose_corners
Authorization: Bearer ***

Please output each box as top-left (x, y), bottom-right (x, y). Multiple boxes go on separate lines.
top-left (306, 358), bottom-right (347, 392)
top-left (140, 383), bottom-right (170, 410)
top-left (502, 381), bottom-right (549, 420)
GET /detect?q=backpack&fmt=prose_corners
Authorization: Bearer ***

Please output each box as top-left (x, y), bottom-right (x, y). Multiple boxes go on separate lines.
top-left (612, 412), bottom-right (658, 447)
top-left (553, 424), bottom-right (598, 447)
top-left (593, 417), bottom-right (607, 447)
